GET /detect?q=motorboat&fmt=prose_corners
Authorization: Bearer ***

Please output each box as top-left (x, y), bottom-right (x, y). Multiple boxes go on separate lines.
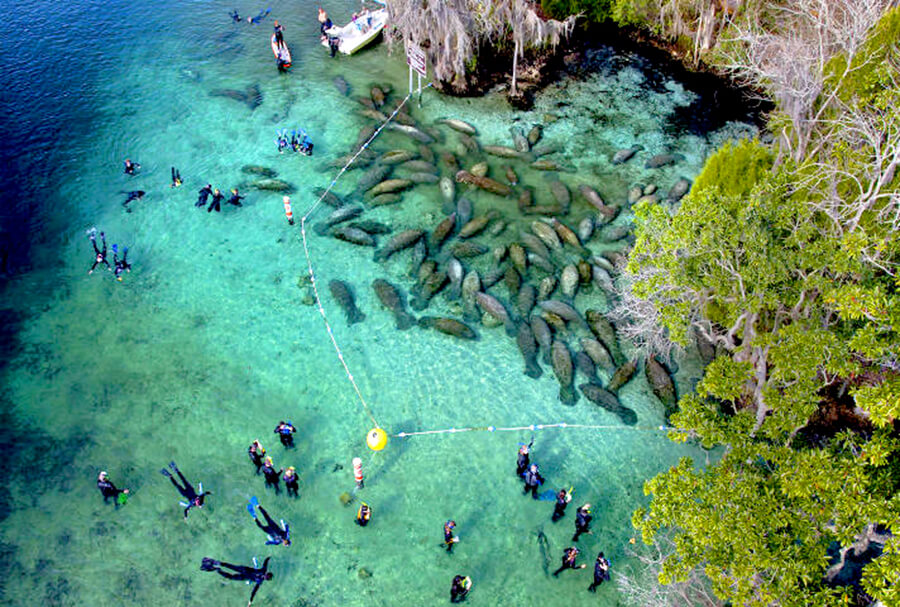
top-left (321, 7), bottom-right (387, 56)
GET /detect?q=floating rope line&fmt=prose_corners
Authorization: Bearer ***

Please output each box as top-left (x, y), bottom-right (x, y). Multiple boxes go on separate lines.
top-left (394, 423), bottom-right (679, 439)
top-left (298, 89), bottom-right (431, 429)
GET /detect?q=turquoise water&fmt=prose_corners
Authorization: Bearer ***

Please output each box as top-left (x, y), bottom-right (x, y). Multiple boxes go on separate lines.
top-left (0, 1), bottom-right (755, 605)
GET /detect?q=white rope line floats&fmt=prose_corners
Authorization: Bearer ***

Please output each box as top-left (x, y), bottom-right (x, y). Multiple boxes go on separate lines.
top-left (394, 423), bottom-right (680, 439)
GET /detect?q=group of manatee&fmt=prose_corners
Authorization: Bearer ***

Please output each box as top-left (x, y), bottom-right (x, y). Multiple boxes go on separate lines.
top-left (297, 79), bottom-right (696, 425)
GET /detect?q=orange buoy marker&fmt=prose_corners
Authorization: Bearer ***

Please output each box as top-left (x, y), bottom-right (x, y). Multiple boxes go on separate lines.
top-left (283, 195), bottom-right (294, 225)
top-left (367, 427), bottom-right (388, 451)
top-left (353, 457), bottom-right (364, 488)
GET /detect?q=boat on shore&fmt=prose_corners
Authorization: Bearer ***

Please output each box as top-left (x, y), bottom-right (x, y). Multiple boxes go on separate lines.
top-left (272, 34), bottom-right (292, 69)
top-left (321, 7), bottom-right (387, 56)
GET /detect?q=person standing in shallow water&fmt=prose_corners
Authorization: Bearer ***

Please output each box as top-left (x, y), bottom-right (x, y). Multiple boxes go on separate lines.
top-left (283, 466), bottom-right (299, 497)
top-left (553, 546), bottom-right (586, 576)
top-left (261, 456), bottom-right (283, 493)
top-left (516, 442), bottom-right (531, 477)
top-left (523, 463), bottom-right (545, 499)
top-left (572, 503), bottom-right (592, 541)
top-left (588, 551), bottom-right (611, 592)
top-left (96, 471), bottom-right (129, 506)
top-left (551, 488), bottom-right (571, 522)
top-left (274, 420), bottom-right (296, 447)
top-left (196, 183), bottom-right (213, 207)
top-left (450, 575), bottom-right (472, 602)
top-left (248, 440), bottom-right (266, 474)
top-left (208, 188), bottom-right (224, 213)
top-left (443, 520), bottom-right (459, 553)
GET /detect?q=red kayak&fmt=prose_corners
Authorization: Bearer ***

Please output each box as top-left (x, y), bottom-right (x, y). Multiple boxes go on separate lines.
top-left (271, 34), bottom-right (291, 69)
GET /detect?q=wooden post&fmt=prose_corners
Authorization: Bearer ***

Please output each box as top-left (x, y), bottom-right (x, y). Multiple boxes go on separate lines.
top-left (512, 39), bottom-right (519, 95)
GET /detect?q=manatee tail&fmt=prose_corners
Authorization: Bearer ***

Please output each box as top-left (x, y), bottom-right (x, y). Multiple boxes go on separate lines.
top-left (349, 308), bottom-right (367, 325)
top-left (524, 360), bottom-right (543, 380)
top-left (396, 312), bottom-right (415, 331)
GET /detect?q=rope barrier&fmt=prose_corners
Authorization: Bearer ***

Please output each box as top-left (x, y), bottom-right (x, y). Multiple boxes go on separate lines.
top-left (394, 423), bottom-right (679, 438)
top-left (298, 88), bottom-right (432, 429)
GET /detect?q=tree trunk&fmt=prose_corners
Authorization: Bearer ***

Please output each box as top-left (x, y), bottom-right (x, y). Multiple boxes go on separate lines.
top-left (512, 39), bottom-right (519, 95)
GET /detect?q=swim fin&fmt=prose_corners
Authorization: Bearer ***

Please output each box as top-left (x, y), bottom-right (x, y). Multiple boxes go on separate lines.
top-left (200, 557), bottom-right (219, 571)
top-left (159, 468), bottom-right (171, 478)
top-left (247, 496), bottom-right (259, 517)
top-left (538, 489), bottom-right (558, 501)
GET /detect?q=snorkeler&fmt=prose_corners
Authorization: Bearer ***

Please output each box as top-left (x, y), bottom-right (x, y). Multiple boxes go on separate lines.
top-left (588, 551), bottom-right (611, 592)
top-left (248, 498), bottom-right (291, 546)
top-left (355, 502), bottom-right (371, 526)
top-left (196, 183), bottom-right (213, 207)
top-left (572, 503), bottom-right (593, 542)
top-left (283, 466), bottom-right (299, 497)
top-left (274, 420), bottom-right (296, 447)
top-left (261, 456), bottom-right (283, 493)
top-left (207, 188), bottom-right (224, 213)
top-left (248, 440), bottom-right (266, 474)
top-left (276, 130), bottom-right (289, 153)
top-left (552, 546), bottom-right (586, 577)
top-left (299, 132), bottom-right (314, 156)
top-left (247, 7), bottom-right (271, 24)
top-left (112, 244), bottom-right (131, 282)
top-left (444, 520), bottom-right (459, 553)
top-left (160, 461), bottom-right (211, 520)
top-left (201, 556), bottom-right (272, 606)
top-left (97, 471), bottom-right (129, 506)
top-left (171, 167), bottom-right (183, 188)
top-left (523, 463), bottom-right (545, 499)
top-left (551, 488), bottom-right (572, 522)
top-left (123, 158), bottom-right (140, 175)
top-left (122, 190), bottom-right (146, 210)
top-left (227, 188), bottom-right (244, 207)
top-left (516, 437), bottom-right (533, 477)
top-left (229, 9), bottom-right (241, 22)
top-left (450, 575), bottom-right (472, 603)
top-left (88, 230), bottom-right (110, 274)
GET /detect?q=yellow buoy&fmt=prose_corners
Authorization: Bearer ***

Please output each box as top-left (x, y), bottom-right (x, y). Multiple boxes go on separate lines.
top-left (366, 428), bottom-right (388, 451)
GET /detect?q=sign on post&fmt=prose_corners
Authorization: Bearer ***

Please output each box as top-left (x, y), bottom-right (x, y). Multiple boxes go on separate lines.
top-left (406, 45), bottom-right (427, 77)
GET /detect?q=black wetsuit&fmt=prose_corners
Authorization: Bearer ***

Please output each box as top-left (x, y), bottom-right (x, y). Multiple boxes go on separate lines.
top-left (262, 463), bottom-right (283, 493)
top-left (162, 462), bottom-right (210, 519)
top-left (572, 508), bottom-right (592, 542)
top-left (523, 467), bottom-right (544, 499)
top-left (248, 444), bottom-right (265, 474)
top-left (444, 522), bottom-right (456, 553)
top-left (89, 233), bottom-right (110, 274)
top-left (227, 191), bottom-right (244, 207)
top-left (552, 491), bottom-right (569, 522)
top-left (229, 9), bottom-right (241, 22)
top-left (450, 575), bottom-right (470, 603)
top-left (516, 449), bottom-right (530, 477)
top-left (588, 555), bottom-right (610, 592)
top-left (97, 477), bottom-right (125, 503)
top-left (254, 505), bottom-right (290, 545)
top-left (124, 160), bottom-right (139, 175)
top-left (208, 191), bottom-right (224, 213)
top-left (171, 167), bottom-right (182, 187)
top-left (274, 24), bottom-right (285, 47)
top-left (113, 248), bottom-right (131, 281)
top-left (553, 547), bottom-right (580, 577)
top-left (196, 184), bottom-right (213, 207)
top-left (356, 504), bottom-right (371, 526)
top-left (202, 556), bottom-right (271, 604)
top-left (274, 422), bottom-right (295, 447)
top-left (283, 470), bottom-right (299, 497)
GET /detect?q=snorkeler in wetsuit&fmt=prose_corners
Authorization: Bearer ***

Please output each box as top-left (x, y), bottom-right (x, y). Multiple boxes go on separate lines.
top-left (274, 421), bottom-right (296, 447)
top-left (171, 167), bottom-right (183, 188)
top-left (160, 461), bottom-right (211, 520)
top-left (229, 9), bottom-right (241, 22)
top-left (196, 183), bottom-right (213, 207)
top-left (227, 188), bottom-right (244, 207)
top-left (572, 503), bottom-right (593, 542)
top-left (523, 463), bottom-right (545, 499)
top-left (123, 158), bottom-right (140, 175)
top-left (299, 132), bottom-right (313, 156)
top-left (283, 467), bottom-right (299, 497)
top-left (208, 188), bottom-right (224, 213)
top-left (247, 7), bottom-right (270, 24)
top-left (516, 439), bottom-right (532, 477)
top-left (88, 231), bottom-right (110, 274)
top-left (112, 244), bottom-right (131, 282)
top-left (261, 457), bottom-right (283, 493)
top-left (97, 471), bottom-right (129, 505)
top-left (551, 488), bottom-right (571, 522)
top-left (250, 501), bottom-right (291, 545)
top-left (248, 440), bottom-right (266, 474)
top-left (588, 551), bottom-right (611, 592)
top-left (201, 556), bottom-right (272, 606)
top-left (553, 546), bottom-right (586, 577)
top-left (444, 520), bottom-right (459, 553)
top-left (356, 502), bottom-right (371, 526)
top-left (450, 575), bottom-right (472, 603)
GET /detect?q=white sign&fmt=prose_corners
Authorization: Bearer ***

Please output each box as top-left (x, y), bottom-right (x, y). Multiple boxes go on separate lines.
top-left (406, 45), bottom-right (426, 77)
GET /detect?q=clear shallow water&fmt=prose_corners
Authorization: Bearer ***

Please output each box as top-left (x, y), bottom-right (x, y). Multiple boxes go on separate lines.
top-left (0, 1), bottom-right (753, 605)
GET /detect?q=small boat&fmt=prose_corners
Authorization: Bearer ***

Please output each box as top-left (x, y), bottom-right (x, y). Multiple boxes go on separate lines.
top-left (321, 7), bottom-right (387, 56)
top-left (272, 34), bottom-right (292, 69)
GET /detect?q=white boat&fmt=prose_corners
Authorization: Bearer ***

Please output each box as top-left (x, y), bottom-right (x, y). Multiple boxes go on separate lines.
top-left (321, 7), bottom-right (387, 56)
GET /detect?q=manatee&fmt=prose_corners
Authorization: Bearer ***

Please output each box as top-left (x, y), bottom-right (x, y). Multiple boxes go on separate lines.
top-left (551, 219), bottom-right (587, 255)
top-left (560, 265), bottom-right (579, 301)
top-left (446, 258), bottom-right (465, 301)
top-left (366, 179), bottom-right (413, 198)
top-left (577, 216), bottom-right (595, 242)
top-left (374, 229), bottom-right (425, 262)
top-left (450, 242), bottom-right (489, 259)
top-left (516, 283), bottom-right (537, 317)
top-left (585, 310), bottom-right (624, 364)
top-left (440, 177), bottom-right (455, 210)
top-left (522, 204), bottom-right (566, 217)
top-left (527, 124), bottom-right (543, 146)
top-left (241, 164), bottom-right (278, 178)
top-left (312, 187), bottom-right (345, 208)
top-left (549, 181), bottom-right (571, 208)
top-left (646, 355), bottom-right (678, 418)
top-left (475, 292), bottom-right (515, 336)
top-left (578, 185), bottom-right (617, 220)
top-left (645, 153), bottom-right (684, 169)
top-left (531, 315), bottom-right (553, 364)
top-left (407, 172), bottom-right (440, 185)
top-left (574, 351), bottom-right (599, 384)
top-left (607, 359), bottom-right (638, 394)
top-left (517, 322), bottom-right (543, 379)
top-left (551, 340), bottom-right (577, 406)
top-left (455, 170), bottom-right (512, 197)
top-left (530, 222), bottom-right (561, 252)
top-left (348, 220), bottom-right (391, 235)
top-left (418, 144), bottom-right (435, 164)
top-left (509, 243), bottom-right (528, 274)
top-left (456, 198), bottom-right (473, 227)
top-left (249, 178), bottom-right (294, 193)
top-left (532, 142), bottom-right (563, 157)
top-left (329, 280), bottom-right (366, 325)
top-left (579, 383), bottom-right (637, 425)
top-left (356, 164), bottom-right (393, 193)
top-left (437, 118), bottom-right (477, 135)
top-left (411, 270), bottom-right (448, 311)
top-left (460, 135), bottom-right (481, 154)
top-left (489, 220), bottom-right (507, 237)
top-left (418, 316), bottom-right (478, 340)
top-left (482, 265), bottom-right (506, 290)
top-left (579, 337), bottom-right (615, 375)
top-left (611, 144), bottom-right (643, 165)
top-left (313, 205), bottom-right (364, 235)
top-left (369, 193), bottom-right (403, 208)
top-left (441, 152), bottom-right (459, 173)
top-left (379, 150), bottom-right (417, 165)
top-left (469, 161), bottom-right (489, 178)
top-left (389, 123), bottom-right (434, 144)
top-left (429, 213), bottom-right (456, 253)
top-left (518, 188), bottom-right (533, 212)
top-left (408, 238), bottom-right (427, 279)
top-left (511, 126), bottom-right (530, 152)
top-left (520, 232), bottom-right (551, 260)
top-left (461, 270), bottom-right (481, 321)
top-left (483, 145), bottom-right (522, 159)
top-left (370, 85), bottom-right (385, 107)
top-left (400, 160), bottom-right (438, 174)
top-left (537, 276), bottom-right (557, 301)
top-left (537, 529), bottom-right (552, 577)
top-left (372, 279), bottom-right (415, 330)
top-left (459, 212), bottom-right (497, 239)
top-left (332, 226), bottom-right (376, 247)
top-left (644, 184), bottom-right (657, 196)
top-left (333, 75), bottom-right (351, 96)
top-left (357, 96), bottom-right (377, 111)
top-left (504, 266), bottom-right (522, 297)
top-left (531, 159), bottom-right (574, 172)
top-left (538, 300), bottom-right (589, 331)
top-left (529, 254), bottom-right (556, 274)
top-left (667, 177), bottom-right (692, 202)
top-left (600, 225), bottom-right (632, 244)
top-left (209, 84), bottom-right (262, 110)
